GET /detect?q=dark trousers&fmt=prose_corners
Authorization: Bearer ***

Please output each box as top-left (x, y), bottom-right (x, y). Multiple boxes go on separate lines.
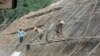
top-left (26, 44), bottom-right (30, 51)
top-left (20, 37), bottom-right (24, 43)
top-left (55, 24), bottom-right (63, 37)
top-left (39, 33), bottom-right (44, 40)
top-left (56, 24), bottom-right (62, 34)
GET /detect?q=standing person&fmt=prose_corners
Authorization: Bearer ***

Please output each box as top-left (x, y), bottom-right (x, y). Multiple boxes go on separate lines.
top-left (34, 27), bottom-right (44, 41)
top-left (46, 20), bottom-right (65, 42)
top-left (55, 20), bottom-right (65, 38)
top-left (18, 28), bottom-right (26, 43)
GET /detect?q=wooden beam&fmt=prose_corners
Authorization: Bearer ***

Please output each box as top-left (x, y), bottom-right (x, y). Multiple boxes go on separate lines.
top-left (25, 7), bottom-right (63, 19)
top-left (86, 36), bottom-right (100, 38)
top-left (87, 42), bottom-right (100, 56)
top-left (7, 24), bottom-right (44, 35)
top-left (21, 38), bottom-right (77, 46)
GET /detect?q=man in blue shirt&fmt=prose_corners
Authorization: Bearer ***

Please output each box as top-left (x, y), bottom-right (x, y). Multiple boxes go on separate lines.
top-left (18, 28), bottom-right (25, 43)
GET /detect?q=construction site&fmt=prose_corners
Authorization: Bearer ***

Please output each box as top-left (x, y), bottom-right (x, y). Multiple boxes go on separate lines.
top-left (0, 0), bottom-right (100, 56)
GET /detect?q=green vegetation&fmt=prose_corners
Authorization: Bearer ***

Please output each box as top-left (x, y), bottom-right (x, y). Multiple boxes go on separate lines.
top-left (0, 0), bottom-right (52, 27)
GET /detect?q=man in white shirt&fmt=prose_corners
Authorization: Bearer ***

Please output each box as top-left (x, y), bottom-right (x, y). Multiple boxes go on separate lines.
top-left (34, 27), bottom-right (44, 40)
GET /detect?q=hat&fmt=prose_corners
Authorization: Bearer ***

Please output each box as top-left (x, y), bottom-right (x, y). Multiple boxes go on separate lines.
top-left (19, 28), bottom-right (23, 30)
top-left (34, 27), bottom-right (37, 30)
top-left (60, 20), bottom-right (64, 24)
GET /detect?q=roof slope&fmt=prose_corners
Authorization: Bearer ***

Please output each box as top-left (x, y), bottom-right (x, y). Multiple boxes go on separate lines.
top-left (0, 0), bottom-right (100, 56)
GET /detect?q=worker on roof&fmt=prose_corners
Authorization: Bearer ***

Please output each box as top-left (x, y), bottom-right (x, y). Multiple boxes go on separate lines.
top-left (18, 28), bottom-right (26, 43)
top-left (26, 43), bottom-right (31, 51)
top-left (46, 20), bottom-right (65, 42)
top-left (55, 20), bottom-right (65, 38)
top-left (34, 27), bottom-right (44, 41)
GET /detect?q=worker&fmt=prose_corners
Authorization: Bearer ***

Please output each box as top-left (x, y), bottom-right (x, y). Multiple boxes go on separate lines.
top-left (46, 20), bottom-right (65, 42)
top-left (26, 43), bottom-right (31, 51)
top-left (18, 28), bottom-right (26, 43)
top-left (34, 27), bottom-right (44, 41)
top-left (55, 20), bottom-right (65, 38)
